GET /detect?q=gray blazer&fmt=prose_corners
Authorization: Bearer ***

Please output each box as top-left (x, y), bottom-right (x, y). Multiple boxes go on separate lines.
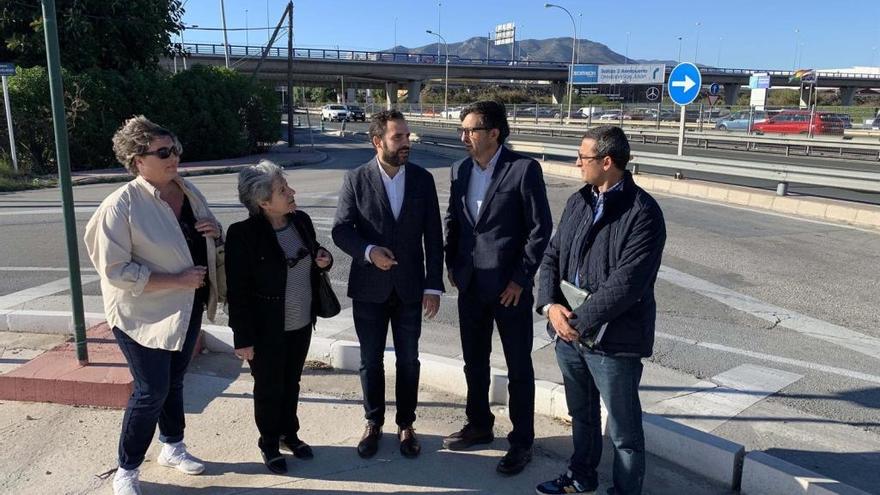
top-left (332, 158), bottom-right (444, 304)
top-left (444, 145), bottom-right (553, 296)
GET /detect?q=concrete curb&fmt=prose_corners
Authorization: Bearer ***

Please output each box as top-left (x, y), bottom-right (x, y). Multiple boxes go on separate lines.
top-left (4, 311), bottom-right (871, 494)
top-left (539, 160), bottom-right (880, 231)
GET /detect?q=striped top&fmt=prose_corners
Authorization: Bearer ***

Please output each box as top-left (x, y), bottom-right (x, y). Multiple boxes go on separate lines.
top-left (274, 222), bottom-right (312, 331)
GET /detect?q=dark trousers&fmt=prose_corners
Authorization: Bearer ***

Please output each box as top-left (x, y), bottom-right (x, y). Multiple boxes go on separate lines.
top-left (352, 291), bottom-right (422, 428)
top-left (249, 325), bottom-right (312, 445)
top-left (457, 285), bottom-right (535, 448)
top-left (113, 303), bottom-right (204, 470)
top-left (555, 339), bottom-right (645, 494)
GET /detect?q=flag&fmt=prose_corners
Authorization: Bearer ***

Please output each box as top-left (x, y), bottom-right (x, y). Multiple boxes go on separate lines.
top-left (789, 69), bottom-right (817, 84)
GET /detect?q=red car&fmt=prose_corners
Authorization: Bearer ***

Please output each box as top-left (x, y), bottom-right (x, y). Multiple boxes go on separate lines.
top-left (752, 111), bottom-right (845, 135)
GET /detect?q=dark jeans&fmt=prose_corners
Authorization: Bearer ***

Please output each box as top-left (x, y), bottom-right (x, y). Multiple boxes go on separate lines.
top-left (113, 302), bottom-right (204, 470)
top-left (352, 291), bottom-right (421, 427)
top-left (458, 285), bottom-right (535, 448)
top-left (249, 325), bottom-right (312, 445)
top-left (555, 339), bottom-right (645, 494)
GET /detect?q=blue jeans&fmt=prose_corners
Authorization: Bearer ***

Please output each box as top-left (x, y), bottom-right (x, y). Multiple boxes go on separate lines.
top-left (353, 291), bottom-right (422, 427)
top-left (555, 339), bottom-right (645, 494)
top-left (113, 303), bottom-right (204, 470)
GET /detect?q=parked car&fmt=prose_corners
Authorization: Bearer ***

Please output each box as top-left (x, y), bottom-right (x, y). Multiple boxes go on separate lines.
top-left (830, 113), bottom-right (853, 129)
top-left (346, 105), bottom-right (366, 122)
top-left (871, 117), bottom-right (880, 130)
top-left (321, 104), bottom-right (349, 121)
top-left (440, 106), bottom-right (462, 119)
top-left (597, 110), bottom-right (631, 121)
top-left (714, 110), bottom-right (775, 131)
top-left (752, 111), bottom-right (846, 135)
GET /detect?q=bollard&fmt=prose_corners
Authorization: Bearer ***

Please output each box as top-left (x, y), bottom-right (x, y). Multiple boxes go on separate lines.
top-left (776, 182), bottom-right (789, 196)
top-left (320, 120), bottom-right (325, 132)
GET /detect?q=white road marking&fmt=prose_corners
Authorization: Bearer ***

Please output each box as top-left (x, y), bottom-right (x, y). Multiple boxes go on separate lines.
top-left (0, 266), bottom-right (96, 272)
top-left (0, 276), bottom-right (100, 310)
top-left (647, 364), bottom-right (803, 432)
top-left (657, 332), bottom-right (880, 385)
top-left (0, 207), bottom-right (96, 217)
top-left (658, 265), bottom-right (880, 362)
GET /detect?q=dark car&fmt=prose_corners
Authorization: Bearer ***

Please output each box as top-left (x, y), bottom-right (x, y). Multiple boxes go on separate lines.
top-left (346, 105), bottom-right (366, 122)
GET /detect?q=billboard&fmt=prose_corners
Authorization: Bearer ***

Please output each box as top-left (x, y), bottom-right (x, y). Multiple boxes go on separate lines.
top-left (573, 64), bottom-right (665, 85)
top-left (495, 23), bottom-right (515, 46)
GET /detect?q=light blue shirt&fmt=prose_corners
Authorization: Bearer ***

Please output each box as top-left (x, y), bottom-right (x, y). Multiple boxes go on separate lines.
top-left (466, 145), bottom-right (503, 220)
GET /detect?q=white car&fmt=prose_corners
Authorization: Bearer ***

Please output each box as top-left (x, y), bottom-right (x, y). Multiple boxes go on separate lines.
top-left (440, 107), bottom-right (462, 119)
top-left (321, 104), bottom-right (349, 122)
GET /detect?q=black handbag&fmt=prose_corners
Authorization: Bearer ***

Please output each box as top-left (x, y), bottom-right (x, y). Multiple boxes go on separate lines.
top-left (315, 271), bottom-right (341, 318)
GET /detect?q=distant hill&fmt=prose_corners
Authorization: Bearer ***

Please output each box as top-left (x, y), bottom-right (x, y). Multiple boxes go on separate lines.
top-left (384, 36), bottom-right (678, 67)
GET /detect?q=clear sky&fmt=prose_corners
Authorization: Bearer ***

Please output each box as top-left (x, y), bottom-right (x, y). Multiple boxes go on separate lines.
top-left (180, 0), bottom-right (880, 70)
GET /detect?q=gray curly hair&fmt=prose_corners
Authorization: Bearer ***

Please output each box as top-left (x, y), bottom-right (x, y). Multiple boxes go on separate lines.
top-left (237, 160), bottom-right (286, 216)
top-left (111, 115), bottom-right (183, 175)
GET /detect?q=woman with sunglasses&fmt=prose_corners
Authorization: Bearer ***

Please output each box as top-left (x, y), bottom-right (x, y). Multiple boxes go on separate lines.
top-left (225, 160), bottom-right (333, 474)
top-left (84, 116), bottom-right (224, 495)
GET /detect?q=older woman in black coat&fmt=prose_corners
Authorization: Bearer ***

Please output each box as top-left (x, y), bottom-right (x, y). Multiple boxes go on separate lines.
top-left (225, 160), bottom-right (333, 475)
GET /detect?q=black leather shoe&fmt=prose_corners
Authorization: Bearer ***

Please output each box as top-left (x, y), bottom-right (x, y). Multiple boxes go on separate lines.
top-left (357, 424), bottom-right (382, 458)
top-left (281, 436), bottom-right (314, 459)
top-left (258, 438), bottom-right (288, 474)
top-left (398, 426), bottom-right (421, 458)
top-left (496, 445), bottom-right (532, 475)
top-left (442, 424), bottom-right (494, 451)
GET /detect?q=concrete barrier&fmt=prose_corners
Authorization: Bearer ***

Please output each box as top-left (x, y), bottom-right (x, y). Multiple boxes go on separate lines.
top-left (741, 451), bottom-right (871, 495)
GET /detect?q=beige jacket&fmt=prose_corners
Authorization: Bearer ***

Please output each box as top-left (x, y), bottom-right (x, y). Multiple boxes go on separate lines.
top-left (84, 175), bottom-right (223, 351)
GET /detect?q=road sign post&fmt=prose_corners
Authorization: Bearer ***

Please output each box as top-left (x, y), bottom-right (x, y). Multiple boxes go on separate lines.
top-left (667, 62), bottom-right (702, 156)
top-left (0, 62), bottom-right (17, 172)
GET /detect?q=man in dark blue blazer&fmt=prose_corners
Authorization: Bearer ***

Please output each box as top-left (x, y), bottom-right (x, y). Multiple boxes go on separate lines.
top-left (332, 110), bottom-right (444, 460)
top-left (442, 101), bottom-right (552, 475)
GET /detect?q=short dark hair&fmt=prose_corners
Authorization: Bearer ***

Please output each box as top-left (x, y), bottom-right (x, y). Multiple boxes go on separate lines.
top-left (582, 126), bottom-right (631, 170)
top-left (460, 100), bottom-right (510, 145)
top-left (368, 109), bottom-right (406, 143)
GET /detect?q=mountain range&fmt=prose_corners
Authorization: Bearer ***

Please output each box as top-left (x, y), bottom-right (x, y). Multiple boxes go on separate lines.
top-left (384, 36), bottom-right (677, 67)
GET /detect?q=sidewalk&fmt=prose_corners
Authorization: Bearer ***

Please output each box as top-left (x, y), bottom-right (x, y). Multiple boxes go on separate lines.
top-left (71, 142), bottom-right (327, 185)
top-left (0, 334), bottom-right (726, 495)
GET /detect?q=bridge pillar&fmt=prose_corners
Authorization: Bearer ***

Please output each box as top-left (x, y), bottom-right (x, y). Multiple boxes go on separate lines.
top-left (346, 87), bottom-right (357, 104)
top-left (406, 80), bottom-right (423, 107)
top-left (550, 82), bottom-right (566, 105)
top-left (723, 84), bottom-right (740, 105)
top-left (385, 82), bottom-right (399, 110)
top-left (839, 87), bottom-right (857, 106)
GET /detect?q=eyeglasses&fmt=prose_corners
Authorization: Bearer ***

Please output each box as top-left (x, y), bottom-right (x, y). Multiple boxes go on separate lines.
top-left (285, 248), bottom-right (310, 269)
top-left (577, 154), bottom-right (604, 162)
top-left (140, 145), bottom-right (181, 159)
top-left (457, 127), bottom-right (489, 136)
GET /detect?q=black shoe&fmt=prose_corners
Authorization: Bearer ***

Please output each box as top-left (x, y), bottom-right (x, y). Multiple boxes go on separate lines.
top-left (398, 426), bottom-right (421, 458)
top-left (281, 436), bottom-right (314, 460)
top-left (442, 424), bottom-right (494, 451)
top-left (357, 424), bottom-right (382, 458)
top-left (535, 471), bottom-right (595, 494)
top-left (497, 445), bottom-right (532, 475)
top-left (258, 438), bottom-right (288, 475)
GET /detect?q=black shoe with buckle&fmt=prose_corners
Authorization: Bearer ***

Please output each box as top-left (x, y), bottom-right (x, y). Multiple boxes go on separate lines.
top-left (258, 438), bottom-right (288, 475)
top-left (357, 424), bottom-right (382, 458)
top-left (281, 435), bottom-right (314, 460)
top-left (442, 424), bottom-right (494, 451)
top-left (398, 426), bottom-right (421, 458)
top-left (497, 445), bottom-right (532, 475)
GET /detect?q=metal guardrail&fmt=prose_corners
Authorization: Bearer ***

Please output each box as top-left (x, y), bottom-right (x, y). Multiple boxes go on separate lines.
top-left (403, 115), bottom-right (880, 161)
top-left (506, 139), bottom-right (880, 195)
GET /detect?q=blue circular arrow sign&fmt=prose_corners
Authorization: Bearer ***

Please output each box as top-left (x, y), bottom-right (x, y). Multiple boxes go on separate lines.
top-left (668, 63), bottom-right (702, 106)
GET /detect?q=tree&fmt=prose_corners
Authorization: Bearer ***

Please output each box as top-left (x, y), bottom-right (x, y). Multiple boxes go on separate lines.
top-left (0, 0), bottom-right (184, 71)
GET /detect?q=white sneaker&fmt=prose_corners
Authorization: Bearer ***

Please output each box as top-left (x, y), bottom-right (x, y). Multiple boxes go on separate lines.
top-left (113, 467), bottom-right (142, 495)
top-left (157, 441), bottom-right (205, 475)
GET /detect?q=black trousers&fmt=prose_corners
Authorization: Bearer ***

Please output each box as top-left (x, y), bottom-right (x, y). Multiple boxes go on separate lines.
top-left (458, 285), bottom-right (535, 448)
top-left (249, 325), bottom-right (312, 445)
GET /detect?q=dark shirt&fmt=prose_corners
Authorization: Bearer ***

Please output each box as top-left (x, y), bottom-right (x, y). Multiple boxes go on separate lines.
top-left (178, 197), bottom-right (209, 305)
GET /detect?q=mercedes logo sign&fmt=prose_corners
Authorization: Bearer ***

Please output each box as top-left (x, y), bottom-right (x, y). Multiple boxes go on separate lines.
top-left (646, 87), bottom-right (660, 101)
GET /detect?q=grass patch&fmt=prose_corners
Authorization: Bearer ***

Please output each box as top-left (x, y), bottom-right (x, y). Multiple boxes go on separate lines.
top-left (0, 161), bottom-right (57, 192)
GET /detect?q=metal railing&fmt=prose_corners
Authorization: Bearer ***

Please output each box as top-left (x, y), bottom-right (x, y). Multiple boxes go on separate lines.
top-left (505, 139), bottom-right (880, 195)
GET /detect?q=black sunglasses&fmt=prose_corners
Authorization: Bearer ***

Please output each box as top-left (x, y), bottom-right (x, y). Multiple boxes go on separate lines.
top-left (285, 248), bottom-right (311, 269)
top-left (140, 145), bottom-right (181, 159)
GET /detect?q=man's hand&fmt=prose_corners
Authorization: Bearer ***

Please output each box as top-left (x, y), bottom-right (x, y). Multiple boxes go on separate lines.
top-left (498, 280), bottom-right (523, 307)
top-left (369, 246), bottom-right (398, 271)
top-left (178, 266), bottom-right (208, 289)
top-left (195, 219), bottom-right (221, 239)
top-left (548, 304), bottom-right (579, 342)
top-left (235, 346), bottom-right (255, 360)
top-left (315, 248), bottom-right (332, 269)
top-left (422, 294), bottom-right (440, 319)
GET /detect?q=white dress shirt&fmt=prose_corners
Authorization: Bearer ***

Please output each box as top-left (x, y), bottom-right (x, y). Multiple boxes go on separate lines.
top-left (364, 159), bottom-right (441, 296)
top-left (466, 145), bottom-right (503, 220)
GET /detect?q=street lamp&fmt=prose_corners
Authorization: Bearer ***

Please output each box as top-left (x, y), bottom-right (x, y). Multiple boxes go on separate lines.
top-left (545, 3), bottom-right (577, 122)
top-left (625, 31), bottom-right (630, 64)
top-left (792, 28), bottom-right (800, 70)
top-left (694, 21), bottom-right (701, 63)
top-left (245, 9), bottom-right (249, 49)
top-left (677, 36), bottom-right (683, 63)
top-left (426, 30), bottom-right (449, 119)
top-left (180, 23), bottom-right (198, 70)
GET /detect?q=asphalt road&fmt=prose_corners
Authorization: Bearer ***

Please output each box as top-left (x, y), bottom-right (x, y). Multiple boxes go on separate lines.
top-left (1, 128), bottom-right (879, 491)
